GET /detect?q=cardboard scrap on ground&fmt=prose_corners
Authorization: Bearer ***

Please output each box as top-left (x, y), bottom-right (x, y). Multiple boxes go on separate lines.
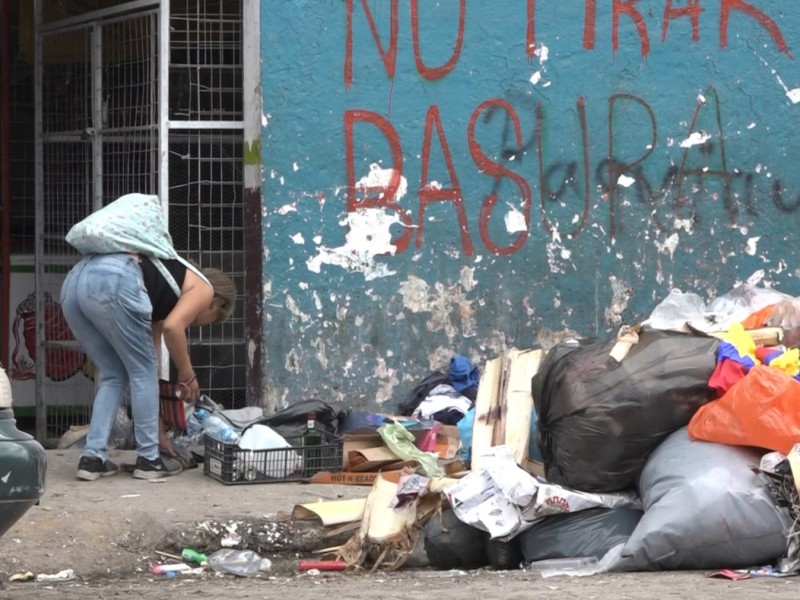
top-left (447, 445), bottom-right (641, 540)
top-left (338, 471), bottom-right (442, 572)
top-left (291, 498), bottom-right (367, 527)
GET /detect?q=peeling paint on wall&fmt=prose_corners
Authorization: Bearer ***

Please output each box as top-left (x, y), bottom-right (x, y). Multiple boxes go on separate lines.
top-left (263, 0), bottom-right (800, 411)
top-left (397, 275), bottom-right (477, 338)
top-left (306, 164), bottom-right (409, 281)
top-left (605, 276), bottom-right (633, 328)
top-left (371, 358), bottom-right (399, 404)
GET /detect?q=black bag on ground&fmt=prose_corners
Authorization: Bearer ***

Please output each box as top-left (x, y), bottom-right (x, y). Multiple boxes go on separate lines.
top-left (532, 329), bottom-right (719, 493)
top-left (424, 509), bottom-right (489, 570)
top-left (521, 508), bottom-right (643, 563)
top-left (486, 538), bottom-right (523, 570)
top-left (257, 399), bottom-right (348, 439)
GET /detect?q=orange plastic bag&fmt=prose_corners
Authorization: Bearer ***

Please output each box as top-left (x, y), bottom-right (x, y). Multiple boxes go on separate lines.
top-left (688, 365), bottom-right (800, 454)
top-left (740, 303), bottom-right (776, 329)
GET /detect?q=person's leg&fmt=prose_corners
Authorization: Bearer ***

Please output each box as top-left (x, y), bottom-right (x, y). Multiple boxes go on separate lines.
top-left (77, 255), bottom-right (161, 461)
top-left (61, 258), bottom-right (128, 468)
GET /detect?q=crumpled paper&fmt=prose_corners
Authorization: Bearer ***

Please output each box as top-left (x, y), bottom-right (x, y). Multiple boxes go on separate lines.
top-left (447, 445), bottom-right (641, 540)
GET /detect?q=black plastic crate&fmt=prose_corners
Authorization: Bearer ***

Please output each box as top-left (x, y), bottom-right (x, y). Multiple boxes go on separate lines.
top-left (203, 430), bottom-right (343, 485)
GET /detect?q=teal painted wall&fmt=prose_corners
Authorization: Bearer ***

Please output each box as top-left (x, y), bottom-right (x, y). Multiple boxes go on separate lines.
top-left (261, 0), bottom-right (799, 409)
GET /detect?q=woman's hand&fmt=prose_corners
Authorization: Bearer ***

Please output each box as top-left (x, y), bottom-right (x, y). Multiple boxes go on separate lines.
top-left (178, 371), bottom-right (200, 403)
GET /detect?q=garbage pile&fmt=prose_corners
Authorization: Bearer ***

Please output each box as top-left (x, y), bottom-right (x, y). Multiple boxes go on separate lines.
top-left (284, 283), bottom-right (800, 578)
top-left (67, 282), bottom-right (800, 579)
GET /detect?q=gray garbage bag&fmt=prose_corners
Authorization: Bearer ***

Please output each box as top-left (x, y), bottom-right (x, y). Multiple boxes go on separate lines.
top-left (521, 508), bottom-right (643, 563)
top-left (617, 428), bottom-right (791, 571)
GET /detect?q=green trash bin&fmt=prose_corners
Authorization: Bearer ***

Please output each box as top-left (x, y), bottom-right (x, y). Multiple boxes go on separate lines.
top-left (0, 367), bottom-right (46, 540)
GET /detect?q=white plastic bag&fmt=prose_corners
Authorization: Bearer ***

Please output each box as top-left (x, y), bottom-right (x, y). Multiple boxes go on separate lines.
top-left (236, 424), bottom-right (302, 478)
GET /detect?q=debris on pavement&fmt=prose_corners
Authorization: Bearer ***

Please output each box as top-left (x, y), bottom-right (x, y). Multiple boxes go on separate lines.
top-left (40, 282), bottom-right (800, 583)
top-left (35, 569), bottom-right (76, 582)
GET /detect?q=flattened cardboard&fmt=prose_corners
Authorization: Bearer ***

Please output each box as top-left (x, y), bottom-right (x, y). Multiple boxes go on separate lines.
top-left (309, 471), bottom-right (403, 486)
top-left (291, 498), bottom-right (367, 526)
top-left (347, 446), bottom-right (403, 472)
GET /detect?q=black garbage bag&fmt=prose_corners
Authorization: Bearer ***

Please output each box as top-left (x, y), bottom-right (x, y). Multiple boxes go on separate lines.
top-left (424, 509), bottom-right (489, 570)
top-left (521, 507), bottom-right (643, 563)
top-left (486, 538), bottom-right (523, 570)
top-left (532, 329), bottom-right (719, 493)
top-left (256, 399), bottom-right (348, 439)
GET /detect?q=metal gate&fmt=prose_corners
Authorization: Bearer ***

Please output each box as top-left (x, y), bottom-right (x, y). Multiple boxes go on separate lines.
top-left (33, 0), bottom-right (247, 444)
top-left (35, 4), bottom-right (160, 442)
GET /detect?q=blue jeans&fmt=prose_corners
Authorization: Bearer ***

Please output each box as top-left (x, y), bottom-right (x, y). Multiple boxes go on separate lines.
top-left (60, 254), bottom-right (159, 461)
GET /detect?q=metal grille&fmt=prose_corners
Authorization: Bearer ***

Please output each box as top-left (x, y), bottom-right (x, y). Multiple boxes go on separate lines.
top-left (38, 25), bottom-right (95, 437)
top-left (37, 10), bottom-right (159, 440)
top-left (168, 0), bottom-right (246, 409)
top-left (32, 1), bottom-right (247, 441)
top-left (8, 7), bottom-right (35, 254)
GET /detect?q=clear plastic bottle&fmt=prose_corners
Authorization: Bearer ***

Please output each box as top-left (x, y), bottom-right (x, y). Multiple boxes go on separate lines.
top-left (207, 549), bottom-right (267, 577)
top-left (202, 412), bottom-right (240, 444)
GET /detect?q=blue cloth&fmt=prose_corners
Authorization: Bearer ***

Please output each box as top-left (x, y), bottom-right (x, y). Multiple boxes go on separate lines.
top-left (717, 341), bottom-right (756, 372)
top-left (449, 355), bottom-right (480, 393)
top-left (457, 407), bottom-right (475, 462)
top-left (61, 254), bottom-right (160, 461)
top-left (529, 406), bottom-right (543, 462)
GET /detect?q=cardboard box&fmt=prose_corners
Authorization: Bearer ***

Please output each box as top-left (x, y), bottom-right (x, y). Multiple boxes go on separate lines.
top-left (309, 470), bottom-right (405, 486)
top-left (436, 425), bottom-right (461, 460)
top-left (341, 433), bottom-right (385, 470)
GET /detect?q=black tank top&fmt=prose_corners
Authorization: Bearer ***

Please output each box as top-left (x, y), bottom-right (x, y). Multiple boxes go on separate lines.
top-left (139, 257), bottom-right (187, 321)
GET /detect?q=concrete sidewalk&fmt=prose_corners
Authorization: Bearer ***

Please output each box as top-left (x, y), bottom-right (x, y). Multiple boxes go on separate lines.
top-left (0, 448), bottom-right (367, 579)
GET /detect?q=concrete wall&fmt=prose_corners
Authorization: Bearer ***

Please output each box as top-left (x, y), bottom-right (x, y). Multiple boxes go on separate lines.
top-left (260, 0), bottom-right (799, 410)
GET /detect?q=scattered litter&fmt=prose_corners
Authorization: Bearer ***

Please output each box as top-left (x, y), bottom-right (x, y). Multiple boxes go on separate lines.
top-left (298, 560), bottom-right (346, 572)
top-left (8, 572), bottom-right (34, 582)
top-left (120, 494), bottom-right (140, 498)
top-left (207, 549), bottom-right (264, 577)
top-left (35, 569), bottom-right (75, 582)
top-left (151, 563), bottom-right (192, 576)
top-left (704, 569), bottom-right (751, 580)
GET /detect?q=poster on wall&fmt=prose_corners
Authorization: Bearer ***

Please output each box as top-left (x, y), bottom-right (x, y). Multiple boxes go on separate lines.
top-left (7, 255), bottom-right (95, 407)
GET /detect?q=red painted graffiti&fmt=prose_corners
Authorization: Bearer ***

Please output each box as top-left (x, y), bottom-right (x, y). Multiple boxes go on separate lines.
top-left (613, 0), bottom-right (650, 56)
top-left (343, 88), bottom-right (787, 255)
top-left (468, 99), bottom-right (533, 256)
top-left (540, 0), bottom-right (790, 57)
top-left (411, 0), bottom-right (466, 80)
top-left (720, 0), bottom-right (790, 56)
top-left (662, 0), bottom-right (703, 43)
top-left (344, 0), bottom-right (465, 87)
top-left (343, 109), bottom-right (413, 253)
top-left (344, 0), bottom-right (399, 89)
top-left (418, 105), bottom-right (474, 255)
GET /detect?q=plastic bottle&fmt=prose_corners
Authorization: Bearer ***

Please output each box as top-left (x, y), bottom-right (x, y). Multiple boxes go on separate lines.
top-left (526, 556), bottom-right (599, 578)
top-left (181, 548), bottom-right (208, 564)
top-left (302, 412), bottom-right (322, 477)
top-left (207, 549), bottom-right (265, 577)
top-left (202, 412), bottom-right (240, 444)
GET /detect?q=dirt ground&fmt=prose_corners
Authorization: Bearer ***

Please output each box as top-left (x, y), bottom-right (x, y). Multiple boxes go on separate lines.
top-left (0, 450), bottom-right (797, 599)
top-left (0, 448), bottom-right (366, 578)
top-left (1, 569), bottom-right (797, 599)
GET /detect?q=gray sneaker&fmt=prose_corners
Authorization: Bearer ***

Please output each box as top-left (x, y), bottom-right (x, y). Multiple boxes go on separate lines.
top-left (132, 454), bottom-right (183, 480)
